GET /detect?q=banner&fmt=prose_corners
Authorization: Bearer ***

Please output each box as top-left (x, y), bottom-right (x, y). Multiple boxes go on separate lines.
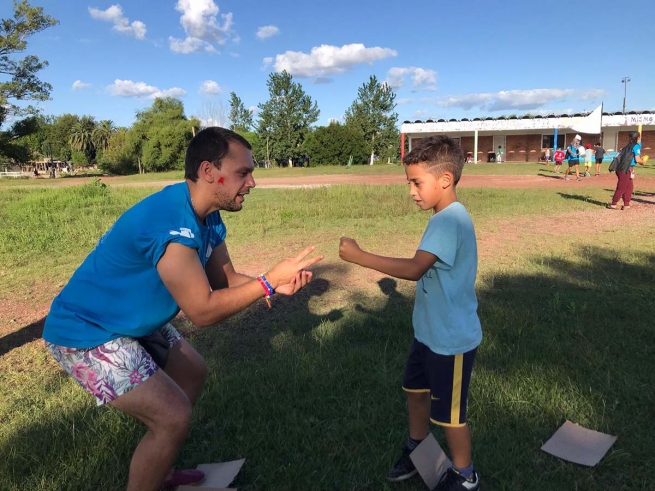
top-left (566, 104), bottom-right (602, 134)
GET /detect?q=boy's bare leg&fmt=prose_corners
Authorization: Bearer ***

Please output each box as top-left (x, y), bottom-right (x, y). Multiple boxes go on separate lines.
top-left (407, 391), bottom-right (431, 440)
top-left (443, 424), bottom-right (472, 469)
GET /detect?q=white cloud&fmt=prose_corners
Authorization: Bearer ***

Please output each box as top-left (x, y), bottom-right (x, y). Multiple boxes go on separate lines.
top-left (397, 98), bottom-right (414, 105)
top-left (270, 43), bottom-right (397, 77)
top-left (256, 25), bottom-right (279, 40)
top-left (107, 79), bottom-right (187, 99)
top-left (313, 77), bottom-right (333, 85)
top-left (169, 0), bottom-right (235, 54)
top-left (580, 89), bottom-right (607, 101)
top-left (88, 5), bottom-right (146, 40)
top-left (198, 80), bottom-right (222, 95)
top-left (262, 57), bottom-right (273, 68)
top-left (386, 67), bottom-right (437, 90)
top-left (249, 106), bottom-right (260, 116)
top-left (229, 52), bottom-right (241, 58)
top-left (72, 80), bottom-right (91, 90)
top-left (436, 89), bottom-right (581, 112)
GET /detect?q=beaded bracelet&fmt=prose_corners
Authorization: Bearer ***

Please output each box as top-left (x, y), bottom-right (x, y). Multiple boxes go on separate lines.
top-left (255, 274), bottom-right (273, 308)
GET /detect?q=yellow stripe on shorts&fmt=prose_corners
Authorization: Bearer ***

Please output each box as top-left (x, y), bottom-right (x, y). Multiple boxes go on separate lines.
top-left (450, 354), bottom-right (463, 425)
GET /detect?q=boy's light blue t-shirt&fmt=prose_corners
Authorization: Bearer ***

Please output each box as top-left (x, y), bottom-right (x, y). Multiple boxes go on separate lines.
top-left (413, 202), bottom-right (482, 355)
top-left (43, 182), bottom-right (226, 348)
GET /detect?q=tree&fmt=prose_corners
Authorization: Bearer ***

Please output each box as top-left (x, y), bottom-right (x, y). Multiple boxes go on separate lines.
top-left (98, 127), bottom-right (138, 175)
top-left (0, 1), bottom-right (58, 128)
top-left (303, 122), bottom-right (368, 166)
top-left (197, 98), bottom-right (229, 128)
top-left (229, 92), bottom-right (253, 132)
top-left (68, 116), bottom-right (96, 165)
top-left (344, 75), bottom-right (399, 164)
top-left (257, 71), bottom-right (319, 167)
top-left (128, 97), bottom-right (199, 173)
top-left (92, 120), bottom-right (115, 152)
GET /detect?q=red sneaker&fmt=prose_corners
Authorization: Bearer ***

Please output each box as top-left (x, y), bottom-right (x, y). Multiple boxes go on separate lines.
top-left (161, 469), bottom-right (205, 489)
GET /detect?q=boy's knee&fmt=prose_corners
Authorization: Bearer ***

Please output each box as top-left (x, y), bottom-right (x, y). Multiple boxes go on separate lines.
top-left (152, 398), bottom-right (193, 440)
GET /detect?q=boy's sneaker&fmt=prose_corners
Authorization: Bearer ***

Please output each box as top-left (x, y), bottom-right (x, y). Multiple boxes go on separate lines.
top-left (432, 468), bottom-right (479, 491)
top-left (564, 176), bottom-right (570, 180)
top-left (386, 446), bottom-right (418, 482)
top-left (576, 177), bottom-right (582, 181)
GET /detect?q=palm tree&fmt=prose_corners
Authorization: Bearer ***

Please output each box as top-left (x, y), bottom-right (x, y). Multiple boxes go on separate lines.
top-left (69, 116), bottom-right (96, 164)
top-left (92, 120), bottom-right (115, 152)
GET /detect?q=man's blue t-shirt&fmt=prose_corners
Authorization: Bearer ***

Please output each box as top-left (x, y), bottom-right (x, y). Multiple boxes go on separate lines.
top-left (43, 182), bottom-right (226, 348)
top-left (413, 202), bottom-right (482, 356)
top-left (567, 144), bottom-right (581, 161)
top-left (631, 142), bottom-right (641, 166)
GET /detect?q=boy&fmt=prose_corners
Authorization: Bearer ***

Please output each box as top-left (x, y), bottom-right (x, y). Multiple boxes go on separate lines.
top-left (496, 145), bottom-right (503, 163)
top-left (584, 144), bottom-right (593, 177)
top-left (594, 142), bottom-right (609, 176)
top-left (339, 136), bottom-right (482, 491)
top-left (554, 147), bottom-right (566, 172)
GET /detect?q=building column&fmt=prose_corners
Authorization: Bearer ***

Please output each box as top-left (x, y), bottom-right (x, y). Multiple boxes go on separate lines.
top-left (473, 130), bottom-right (478, 164)
top-left (401, 133), bottom-right (405, 162)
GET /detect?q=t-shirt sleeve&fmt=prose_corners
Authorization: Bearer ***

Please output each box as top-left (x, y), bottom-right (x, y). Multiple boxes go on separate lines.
top-left (135, 227), bottom-right (200, 268)
top-left (417, 214), bottom-right (459, 269)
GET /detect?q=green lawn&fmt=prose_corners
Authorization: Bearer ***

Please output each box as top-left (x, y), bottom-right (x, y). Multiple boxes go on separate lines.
top-left (1, 182), bottom-right (654, 491)
top-left (3, 162), bottom-right (655, 188)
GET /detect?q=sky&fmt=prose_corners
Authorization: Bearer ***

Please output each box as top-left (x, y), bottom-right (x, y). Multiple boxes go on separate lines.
top-left (3, 0), bottom-right (654, 129)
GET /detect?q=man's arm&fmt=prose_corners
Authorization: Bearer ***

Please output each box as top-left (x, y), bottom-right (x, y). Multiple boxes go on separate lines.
top-left (339, 237), bottom-right (437, 281)
top-left (205, 242), bottom-right (252, 290)
top-left (158, 243), bottom-right (321, 326)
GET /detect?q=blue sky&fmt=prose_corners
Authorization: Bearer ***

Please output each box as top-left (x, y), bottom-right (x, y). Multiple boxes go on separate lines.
top-left (3, 0), bottom-right (654, 128)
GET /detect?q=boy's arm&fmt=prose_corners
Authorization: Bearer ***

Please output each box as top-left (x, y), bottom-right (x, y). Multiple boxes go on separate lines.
top-left (339, 237), bottom-right (436, 281)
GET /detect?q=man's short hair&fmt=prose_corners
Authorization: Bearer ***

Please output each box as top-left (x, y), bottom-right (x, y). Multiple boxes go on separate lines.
top-left (185, 127), bottom-right (252, 182)
top-left (403, 135), bottom-right (465, 184)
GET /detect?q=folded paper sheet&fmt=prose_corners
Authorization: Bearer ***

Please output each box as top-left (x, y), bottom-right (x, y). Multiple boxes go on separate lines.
top-left (177, 459), bottom-right (245, 490)
top-left (410, 433), bottom-right (452, 489)
top-left (541, 421), bottom-right (616, 466)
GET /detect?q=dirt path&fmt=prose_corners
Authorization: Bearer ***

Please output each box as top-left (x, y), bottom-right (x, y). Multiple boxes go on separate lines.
top-left (17, 172), bottom-right (655, 190)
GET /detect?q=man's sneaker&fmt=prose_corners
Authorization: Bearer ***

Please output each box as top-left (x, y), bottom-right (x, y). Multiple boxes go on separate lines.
top-left (432, 468), bottom-right (479, 491)
top-left (565, 176), bottom-right (570, 180)
top-left (386, 446), bottom-right (418, 482)
top-left (576, 177), bottom-right (582, 181)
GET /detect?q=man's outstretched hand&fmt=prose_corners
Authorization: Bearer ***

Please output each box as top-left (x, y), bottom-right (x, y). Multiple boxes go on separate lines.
top-left (267, 246), bottom-right (323, 295)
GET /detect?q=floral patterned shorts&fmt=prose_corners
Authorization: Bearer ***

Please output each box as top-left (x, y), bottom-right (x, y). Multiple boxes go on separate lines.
top-left (45, 323), bottom-right (181, 406)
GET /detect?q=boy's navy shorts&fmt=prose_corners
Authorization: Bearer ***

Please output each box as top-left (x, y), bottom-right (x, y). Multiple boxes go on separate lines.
top-left (402, 338), bottom-right (477, 427)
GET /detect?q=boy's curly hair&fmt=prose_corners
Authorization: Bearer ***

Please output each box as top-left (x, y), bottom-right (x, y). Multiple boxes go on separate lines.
top-left (403, 135), bottom-right (465, 184)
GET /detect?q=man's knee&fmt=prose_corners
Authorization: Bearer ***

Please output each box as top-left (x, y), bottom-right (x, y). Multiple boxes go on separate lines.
top-left (152, 397), bottom-right (193, 440)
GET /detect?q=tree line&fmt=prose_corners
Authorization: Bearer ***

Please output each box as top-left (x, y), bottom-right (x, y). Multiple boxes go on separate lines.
top-left (0, 1), bottom-right (401, 174)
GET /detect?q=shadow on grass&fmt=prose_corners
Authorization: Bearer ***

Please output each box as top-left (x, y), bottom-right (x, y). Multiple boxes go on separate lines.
top-left (556, 193), bottom-right (607, 207)
top-left (2, 250), bottom-right (655, 491)
top-left (0, 317), bottom-right (44, 357)
top-left (537, 173), bottom-right (563, 180)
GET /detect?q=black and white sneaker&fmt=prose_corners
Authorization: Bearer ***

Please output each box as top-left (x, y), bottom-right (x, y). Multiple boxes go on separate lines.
top-left (432, 467), bottom-right (479, 491)
top-left (386, 446), bottom-right (418, 482)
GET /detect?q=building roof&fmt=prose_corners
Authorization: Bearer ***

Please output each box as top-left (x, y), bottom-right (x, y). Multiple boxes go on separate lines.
top-left (402, 110), bottom-right (653, 124)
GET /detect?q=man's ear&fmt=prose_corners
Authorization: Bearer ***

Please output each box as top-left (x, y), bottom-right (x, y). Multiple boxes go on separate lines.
top-left (198, 161), bottom-right (215, 183)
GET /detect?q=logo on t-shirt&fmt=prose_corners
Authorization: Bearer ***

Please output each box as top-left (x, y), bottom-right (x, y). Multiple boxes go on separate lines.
top-left (169, 227), bottom-right (195, 239)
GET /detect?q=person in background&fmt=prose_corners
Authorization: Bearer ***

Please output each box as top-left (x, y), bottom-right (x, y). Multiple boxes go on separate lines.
top-left (544, 147), bottom-right (551, 164)
top-left (609, 131), bottom-right (645, 210)
top-left (496, 145), bottom-right (503, 163)
top-left (583, 144), bottom-right (593, 177)
top-left (553, 147), bottom-right (566, 173)
top-left (563, 136), bottom-right (582, 181)
top-left (594, 142), bottom-right (609, 176)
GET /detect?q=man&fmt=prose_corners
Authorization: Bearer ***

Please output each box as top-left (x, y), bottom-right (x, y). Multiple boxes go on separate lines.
top-left (42, 127), bottom-right (323, 491)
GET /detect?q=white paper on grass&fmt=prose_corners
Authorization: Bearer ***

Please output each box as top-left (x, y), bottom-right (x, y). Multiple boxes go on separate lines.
top-left (181, 459), bottom-right (245, 489)
top-left (541, 421), bottom-right (616, 466)
top-left (409, 433), bottom-right (452, 489)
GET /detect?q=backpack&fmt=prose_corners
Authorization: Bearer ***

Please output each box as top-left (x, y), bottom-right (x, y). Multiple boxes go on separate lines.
top-left (608, 143), bottom-right (635, 173)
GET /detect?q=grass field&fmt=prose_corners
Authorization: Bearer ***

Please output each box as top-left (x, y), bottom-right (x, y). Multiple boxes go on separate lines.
top-left (1, 179), bottom-right (654, 491)
top-left (2, 162), bottom-right (655, 188)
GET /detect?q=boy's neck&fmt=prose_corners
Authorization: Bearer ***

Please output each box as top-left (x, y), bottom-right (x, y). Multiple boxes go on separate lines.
top-left (433, 190), bottom-right (458, 214)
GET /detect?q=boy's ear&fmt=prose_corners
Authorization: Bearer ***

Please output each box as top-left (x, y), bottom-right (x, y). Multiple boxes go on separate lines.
top-left (439, 171), bottom-right (454, 188)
